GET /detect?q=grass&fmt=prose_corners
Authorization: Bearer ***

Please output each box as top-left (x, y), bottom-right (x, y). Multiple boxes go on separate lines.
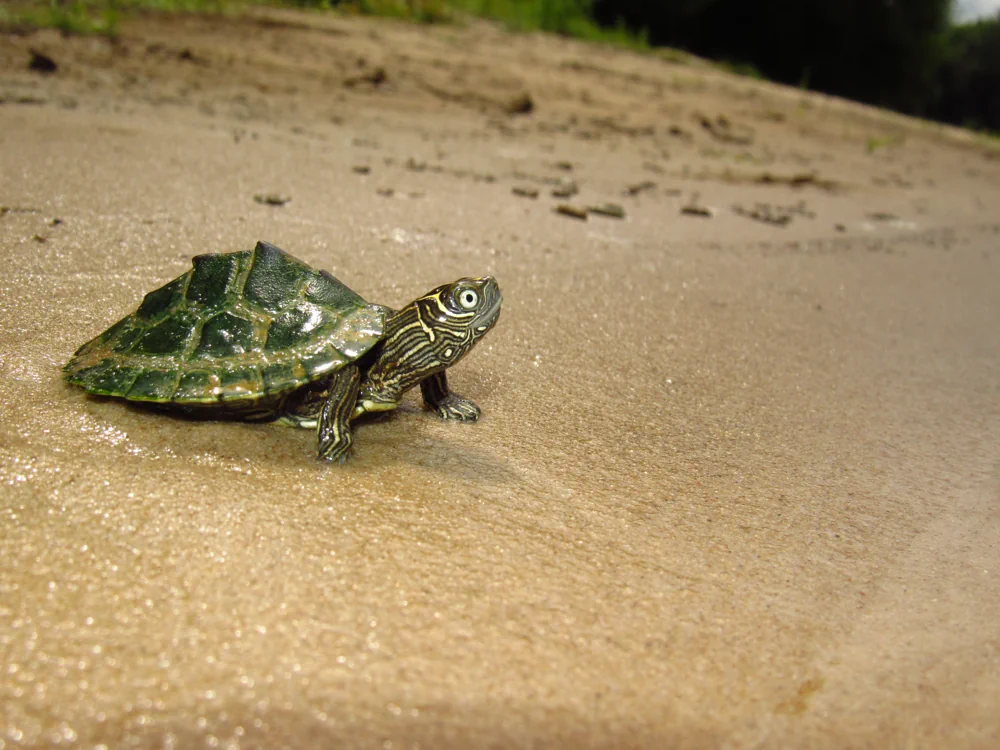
top-left (1, 0), bottom-right (650, 52)
top-left (0, 0), bottom-right (266, 36)
top-left (2, 1), bottom-right (121, 36)
top-left (445, 0), bottom-right (647, 49)
top-left (0, 0), bottom-right (301, 37)
top-left (865, 133), bottom-right (906, 154)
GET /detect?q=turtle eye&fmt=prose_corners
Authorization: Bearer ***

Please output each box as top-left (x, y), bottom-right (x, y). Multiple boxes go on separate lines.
top-left (457, 288), bottom-right (479, 310)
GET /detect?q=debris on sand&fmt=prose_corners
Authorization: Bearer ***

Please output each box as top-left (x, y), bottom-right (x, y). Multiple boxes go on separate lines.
top-left (680, 192), bottom-right (715, 218)
top-left (505, 91), bottom-right (534, 115)
top-left (733, 200), bottom-right (815, 226)
top-left (345, 66), bottom-right (388, 88)
top-left (588, 203), bottom-right (626, 219)
top-left (28, 49), bottom-right (58, 75)
top-left (352, 165), bottom-right (371, 175)
top-left (512, 186), bottom-right (539, 199)
top-left (733, 204), bottom-right (791, 226)
top-left (696, 112), bottom-right (754, 145)
top-left (754, 172), bottom-right (837, 190)
top-left (551, 180), bottom-right (578, 199)
top-left (625, 180), bottom-right (656, 196)
top-left (253, 193), bottom-right (291, 206)
top-left (555, 204), bottom-right (588, 220)
top-left (177, 48), bottom-right (207, 65)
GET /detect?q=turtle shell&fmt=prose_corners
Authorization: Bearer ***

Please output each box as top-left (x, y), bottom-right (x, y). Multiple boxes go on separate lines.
top-left (64, 241), bottom-right (386, 407)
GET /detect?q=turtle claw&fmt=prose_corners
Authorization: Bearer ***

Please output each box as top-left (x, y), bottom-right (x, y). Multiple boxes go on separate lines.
top-left (421, 372), bottom-right (481, 422)
top-left (318, 430), bottom-right (353, 462)
top-left (433, 394), bottom-right (481, 422)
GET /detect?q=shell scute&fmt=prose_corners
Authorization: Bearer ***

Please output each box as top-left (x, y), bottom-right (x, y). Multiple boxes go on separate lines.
top-left (243, 242), bottom-right (307, 313)
top-left (74, 359), bottom-right (142, 396)
top-left (136, 275), bottom-right (187, 321)
top-left (301, 345), bottom-right (346, 378)
top-left (127, 368), bottom-right (181, 402)
top-left (328, 306), bottom-right (386, 359)
top-left (218, 367), bottom-right (264, 401)
top-left (175, 370), bottom-right (222, 402)
top-left (196, 312), bottom-right (256, 358)
top-left (306, 269), bottom-right (367, 311)
top-left (105, 318), bottom-right (143, 354)
top-left (187, 252), bottom-right (242, 311)
top-left (265, 303), bottom-right (325, 353)
top-left (261, 362), bottom-right (303, 395)
top-left (133, 311), bottom-right (200, 356)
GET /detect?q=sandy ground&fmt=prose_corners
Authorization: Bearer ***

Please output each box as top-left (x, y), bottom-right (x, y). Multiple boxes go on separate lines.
top-left (2, 8), bottom-right (1000, 748)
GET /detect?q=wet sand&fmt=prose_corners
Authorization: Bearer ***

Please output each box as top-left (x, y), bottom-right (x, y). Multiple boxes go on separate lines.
top-left (2, 9), bottom-right (1000, 748)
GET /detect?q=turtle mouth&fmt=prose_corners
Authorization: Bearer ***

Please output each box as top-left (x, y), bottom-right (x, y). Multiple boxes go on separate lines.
top-left (472, 294), bottom-right (502, 334)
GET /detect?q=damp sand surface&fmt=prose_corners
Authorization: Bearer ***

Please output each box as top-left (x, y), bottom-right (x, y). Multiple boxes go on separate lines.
top-left (2, 10), bottom-right (1000, 748)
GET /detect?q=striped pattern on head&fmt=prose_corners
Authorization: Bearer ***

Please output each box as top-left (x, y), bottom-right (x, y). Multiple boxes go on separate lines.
top-left (369, 276), bottom-right (502, 395)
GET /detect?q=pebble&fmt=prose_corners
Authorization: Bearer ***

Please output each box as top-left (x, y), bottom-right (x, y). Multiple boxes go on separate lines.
top-left (253, 193), bottom-right (291, 206)
top-left (588, 203), bottom-right (625, 219)
top-left (555, 204), bottom-right (588, 220)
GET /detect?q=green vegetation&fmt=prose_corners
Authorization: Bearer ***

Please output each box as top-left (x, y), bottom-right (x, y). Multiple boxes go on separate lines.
top-left (2, 1), bottom-right (120, 35)
top-left (929, 16), bottom-right (1000, 132)
top-left (2, 0), bottom-right (648, 49)
top-left (444, 0), bottom-right (645, 47)
top-left (865, 134), bottom-right (906, 155)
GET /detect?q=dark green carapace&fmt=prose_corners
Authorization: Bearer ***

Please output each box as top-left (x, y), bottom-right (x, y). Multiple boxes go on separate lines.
top-left (65, 241), bottom-right (503, 461)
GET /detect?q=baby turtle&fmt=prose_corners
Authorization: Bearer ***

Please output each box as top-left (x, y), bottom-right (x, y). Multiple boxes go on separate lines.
top-left (64, 241), bottom-right (502, 461)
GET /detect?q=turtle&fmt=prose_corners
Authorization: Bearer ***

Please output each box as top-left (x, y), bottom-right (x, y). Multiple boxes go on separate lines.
top-left (64, 241), bottom-right (502, 461)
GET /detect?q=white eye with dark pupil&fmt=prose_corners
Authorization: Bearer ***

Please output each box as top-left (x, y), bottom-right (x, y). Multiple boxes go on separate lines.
top-left (458, 289), bottom-right (479, 309)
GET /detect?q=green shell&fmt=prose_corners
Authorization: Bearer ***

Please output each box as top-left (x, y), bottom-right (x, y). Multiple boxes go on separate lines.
top-left (64, 241), bottom-right (386, 406)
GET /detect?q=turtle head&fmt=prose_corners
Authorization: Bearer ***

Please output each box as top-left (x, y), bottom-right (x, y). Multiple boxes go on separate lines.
top-left (368, 276), bottom-right (502, 397)
top-left (413, 276), bottom-right (502, 367)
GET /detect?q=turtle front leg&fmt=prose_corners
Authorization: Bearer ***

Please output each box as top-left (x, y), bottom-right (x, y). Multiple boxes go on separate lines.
top-left (420, 371), bottom-right (481, 422)
top-left (318, 366), bottom-right (361, 462)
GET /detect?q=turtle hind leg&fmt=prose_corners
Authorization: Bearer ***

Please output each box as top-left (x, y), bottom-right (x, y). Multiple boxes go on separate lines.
top-left (275, 381), bottom-right (335, 430)
top-left (275, 414), bottom-right (318, 429)
top-left (318, 365), bottom-right (361, 462)
top-left (420, 371), bottom-right (481, 422)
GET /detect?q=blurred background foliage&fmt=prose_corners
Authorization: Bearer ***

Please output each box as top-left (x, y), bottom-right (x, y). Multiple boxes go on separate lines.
top-left (3, 0), bottom-right (998, 132)
top-left (588, 0), bottom-right (999, 134)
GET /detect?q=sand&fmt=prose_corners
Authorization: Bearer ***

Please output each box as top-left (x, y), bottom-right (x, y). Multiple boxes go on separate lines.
top-left (2, 9), bottom-right (999, 748)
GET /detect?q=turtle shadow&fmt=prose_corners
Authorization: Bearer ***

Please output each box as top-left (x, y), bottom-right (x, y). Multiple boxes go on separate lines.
top-left (101, 397), bottom-right (520, 485)
top-left (328, 407), bottom-right (521, 485)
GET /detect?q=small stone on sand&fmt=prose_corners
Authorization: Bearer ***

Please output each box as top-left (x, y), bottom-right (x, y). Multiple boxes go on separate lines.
top-left (555, 204), bottom-right (588, 220)
top-left (253, 193), bottom-right (291, 206)
top-left (588, 203), bottom-right (626, 219)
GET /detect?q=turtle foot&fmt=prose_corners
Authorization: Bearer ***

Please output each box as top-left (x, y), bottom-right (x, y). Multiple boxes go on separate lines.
top-left (318, 431), bottom-right (353, 462)
top-left (432, 393), bottom-right (481, 422)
